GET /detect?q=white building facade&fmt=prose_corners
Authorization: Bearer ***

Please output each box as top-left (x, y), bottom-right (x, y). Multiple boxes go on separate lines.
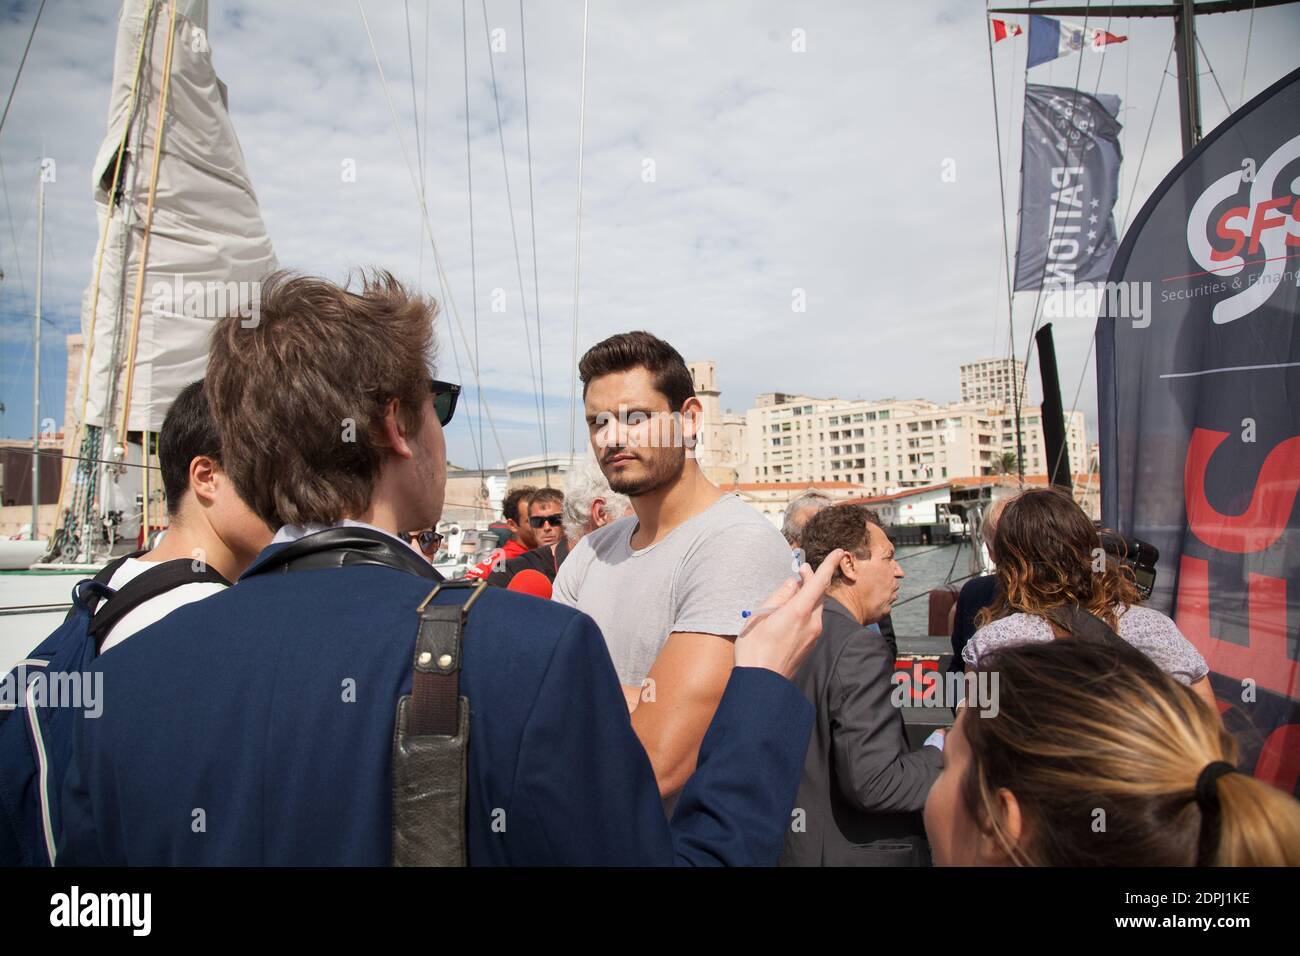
top-left (741, 393), bottom-right (1086, 498)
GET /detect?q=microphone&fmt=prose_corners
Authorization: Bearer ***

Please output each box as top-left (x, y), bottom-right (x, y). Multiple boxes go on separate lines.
top-left (507, 568), bottom-right (553, 600)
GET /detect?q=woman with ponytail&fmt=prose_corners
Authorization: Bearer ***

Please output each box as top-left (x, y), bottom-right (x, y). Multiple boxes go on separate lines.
top-left (924, 639), bottom-right (1300, 866)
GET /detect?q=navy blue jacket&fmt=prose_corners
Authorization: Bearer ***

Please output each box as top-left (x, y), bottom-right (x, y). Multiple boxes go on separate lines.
top-left (57, 533), bottom-right (813, 865)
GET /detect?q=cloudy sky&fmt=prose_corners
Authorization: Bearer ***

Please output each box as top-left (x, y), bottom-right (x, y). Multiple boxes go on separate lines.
top-left (1, 0), bottom-right (1297, 471)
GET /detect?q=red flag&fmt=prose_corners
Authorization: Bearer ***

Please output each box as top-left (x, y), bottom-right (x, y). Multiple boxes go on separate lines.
top-left (1090, 29), bottom-right (1128, 50)
top-left (991, 18), bottom-right (1023, 42)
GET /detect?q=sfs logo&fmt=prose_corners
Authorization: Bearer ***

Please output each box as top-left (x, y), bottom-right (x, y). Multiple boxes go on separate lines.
top-left (1186, 133), bottom-right (1300, 325)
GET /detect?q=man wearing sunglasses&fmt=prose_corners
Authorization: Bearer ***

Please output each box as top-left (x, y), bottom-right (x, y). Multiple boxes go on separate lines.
top-left (526, 488), bottom-right (565, 549)
top-left (58, 270), bottom-right (839, 867)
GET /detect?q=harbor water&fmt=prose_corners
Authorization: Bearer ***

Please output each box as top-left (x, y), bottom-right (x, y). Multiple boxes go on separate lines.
top-left (888, 542), bottom-right (982, 638)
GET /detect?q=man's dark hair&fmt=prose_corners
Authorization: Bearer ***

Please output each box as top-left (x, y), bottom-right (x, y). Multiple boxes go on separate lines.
top-left (528, 487), bottom-right (564, 510)
top-left (503, 486), bottom-right (536, 523)
top-left (159, 380), bottom-right (221, 517)
top-left (578, 331), bottom-right (696, 410)
top-left (802, 504), bottom-right (885, 583)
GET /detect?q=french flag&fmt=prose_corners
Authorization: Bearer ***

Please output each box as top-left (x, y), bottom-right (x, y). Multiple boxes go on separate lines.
top-left (1027, 14), bottom-right (1087, 68)
top-left (991, 18), bottom-right (1023, 43)
top-left (1091, 29), bottom-right (1128, 50)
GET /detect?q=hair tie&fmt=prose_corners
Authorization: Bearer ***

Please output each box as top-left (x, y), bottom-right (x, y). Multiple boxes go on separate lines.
top-left (1194, 761), bottom-right (1235, 866)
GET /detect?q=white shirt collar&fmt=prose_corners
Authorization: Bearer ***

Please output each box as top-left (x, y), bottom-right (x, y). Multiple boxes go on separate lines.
top-left (271, 518), bottom-right (408, 548)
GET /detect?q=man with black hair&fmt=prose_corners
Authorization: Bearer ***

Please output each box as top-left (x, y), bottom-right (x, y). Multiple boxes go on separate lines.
top-left (555, 331), bottom-right (795, 805)
top-left (486, 487), bottom-right (572, 588)
top-left (466, 485), bottom-right (537, 580)
top-left (526, 487), bottom-right (565, 549)
top-left (98, 380), bottom-right (271, 651)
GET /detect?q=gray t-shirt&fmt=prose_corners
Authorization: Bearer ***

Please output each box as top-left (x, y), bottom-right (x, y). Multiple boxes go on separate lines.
top-left (554, 493), bottom-right (796, 686)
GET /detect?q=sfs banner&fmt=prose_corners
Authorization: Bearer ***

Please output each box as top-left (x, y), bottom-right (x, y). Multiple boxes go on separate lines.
top-left (1098, 68), bottom-right (1300, 795)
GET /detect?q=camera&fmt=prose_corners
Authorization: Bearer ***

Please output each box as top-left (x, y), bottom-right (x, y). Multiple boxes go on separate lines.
top-left (1098, 528), bottom-right (1159, 600)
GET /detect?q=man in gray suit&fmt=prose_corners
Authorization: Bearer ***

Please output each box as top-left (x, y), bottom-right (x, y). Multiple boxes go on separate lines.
top-left (780, 504), bottom-right (945, 866)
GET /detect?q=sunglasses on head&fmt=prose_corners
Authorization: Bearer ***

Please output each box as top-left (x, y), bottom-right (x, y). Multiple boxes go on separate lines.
top-left (429, 379), bottom-right (461, 427)
top-left (404, 528), bottom-right (444, 556)
top-left (529, 514), bottom-right (564, 529)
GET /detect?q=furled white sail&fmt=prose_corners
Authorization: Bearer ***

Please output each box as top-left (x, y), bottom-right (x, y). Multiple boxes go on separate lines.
top-left (78, 0), bottom-right (277, 433)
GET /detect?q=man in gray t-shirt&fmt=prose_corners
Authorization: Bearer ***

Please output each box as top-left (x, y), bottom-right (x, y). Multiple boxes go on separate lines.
top-left (555, 493), bottom-right (795, 687)
top-left (556, 331), bottom-right (799, 803)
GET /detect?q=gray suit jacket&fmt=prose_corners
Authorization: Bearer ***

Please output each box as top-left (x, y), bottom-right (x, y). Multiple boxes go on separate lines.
top-left (780, 596), bottom-right (943, 866)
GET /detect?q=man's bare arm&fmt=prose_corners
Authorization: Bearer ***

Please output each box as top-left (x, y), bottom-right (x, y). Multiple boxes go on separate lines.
top-left (631, 631), bottom-right (735, 798)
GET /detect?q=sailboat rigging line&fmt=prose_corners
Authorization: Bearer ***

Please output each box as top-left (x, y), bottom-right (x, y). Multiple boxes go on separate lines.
top-left (356, 0), bottom-right (507, 468)
top-left (419, 0), bottom-right (430, 291)
top-left (1194, 34), bottom-right (1235, 118)
top-left (892, 572), bottom-right (979, 609)
top-left (944, 535), bottom-right (964, 585)
top-left (423, 4), bottom-right (483, 494)
top-left (520, 0), bottom-right (550, 485)
top-left (983, 5), bottom-right (1021, 476)
top-left (1044, 23), bottom-right (1158, 488)
top-left (462, 0), bottom-right (484, 478)
top-left (118, 0), bottom-right (179, 440)
top-left (988, 15), bottom-right (1020, 359)
top-left (1036, 6), bottom-right (1114, 486)
top-left (1120, 39), bottom-right (1175, 234)
top-left (480, 0), bottom-right (546, 463)
top-left (1011, 0), bottom-right (1095, 482)
top-left (54, 0), bottom-right (158, 558)
top-left (443, 282), bottom-right (486, 475)
top-left (10, 446), bottom-right (158, 472)
top-left (0, 156), bottom-right (29, 298)
top-left (568, 0), bottom-right (590, 459)
top-left (0, 0), bottom-right (46, 142)
top-left (1239, 0), bottom-right (1256, 110)
top-left (404, 0), bottom-right (424, 184)
top-left (1119, 18), bottom-right (1132, 233)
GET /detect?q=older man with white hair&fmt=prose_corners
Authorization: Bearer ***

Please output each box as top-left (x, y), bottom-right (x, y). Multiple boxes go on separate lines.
top-left (485, 457), bottom-right (631, 589)
top-left (561, 455), bottom-right (633, 545)
top-left (781, 491), bottom-right (833, 551)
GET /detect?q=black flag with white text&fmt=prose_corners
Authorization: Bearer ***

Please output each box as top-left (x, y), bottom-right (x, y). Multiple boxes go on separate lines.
top-left (1014, 83), bottom-right (1122, 291)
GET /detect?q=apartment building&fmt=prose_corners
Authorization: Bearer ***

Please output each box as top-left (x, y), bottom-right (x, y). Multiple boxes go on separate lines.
top-left (741, 393), bottom-right (1086, 498)
top-left (960, 356), bottom-right (1026, 405)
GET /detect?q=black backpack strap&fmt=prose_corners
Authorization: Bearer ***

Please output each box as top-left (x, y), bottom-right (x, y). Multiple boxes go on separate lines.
top-left (1045, 605), bottom-right (1143, 657)
top-left (88, 560), bottom-right (231, 645)
top-left (244, 528), bottom-right (441, 581)
top-left (391, 579), bottom-right (487, 867)
top-left (91, 550), bottom-right (146, 586)
top-left (61, 551), bottom-right (148, 625)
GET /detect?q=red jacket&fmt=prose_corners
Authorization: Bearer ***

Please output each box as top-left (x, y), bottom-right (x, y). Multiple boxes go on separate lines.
top-left (465, 537), bottom-right (528, 579)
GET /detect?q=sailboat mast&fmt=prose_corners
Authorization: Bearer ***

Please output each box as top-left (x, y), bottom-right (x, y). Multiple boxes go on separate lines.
top-left (31, 163), bottom-right (44, 541)
top-left (1172, 0), bottom-right (1203, 152)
